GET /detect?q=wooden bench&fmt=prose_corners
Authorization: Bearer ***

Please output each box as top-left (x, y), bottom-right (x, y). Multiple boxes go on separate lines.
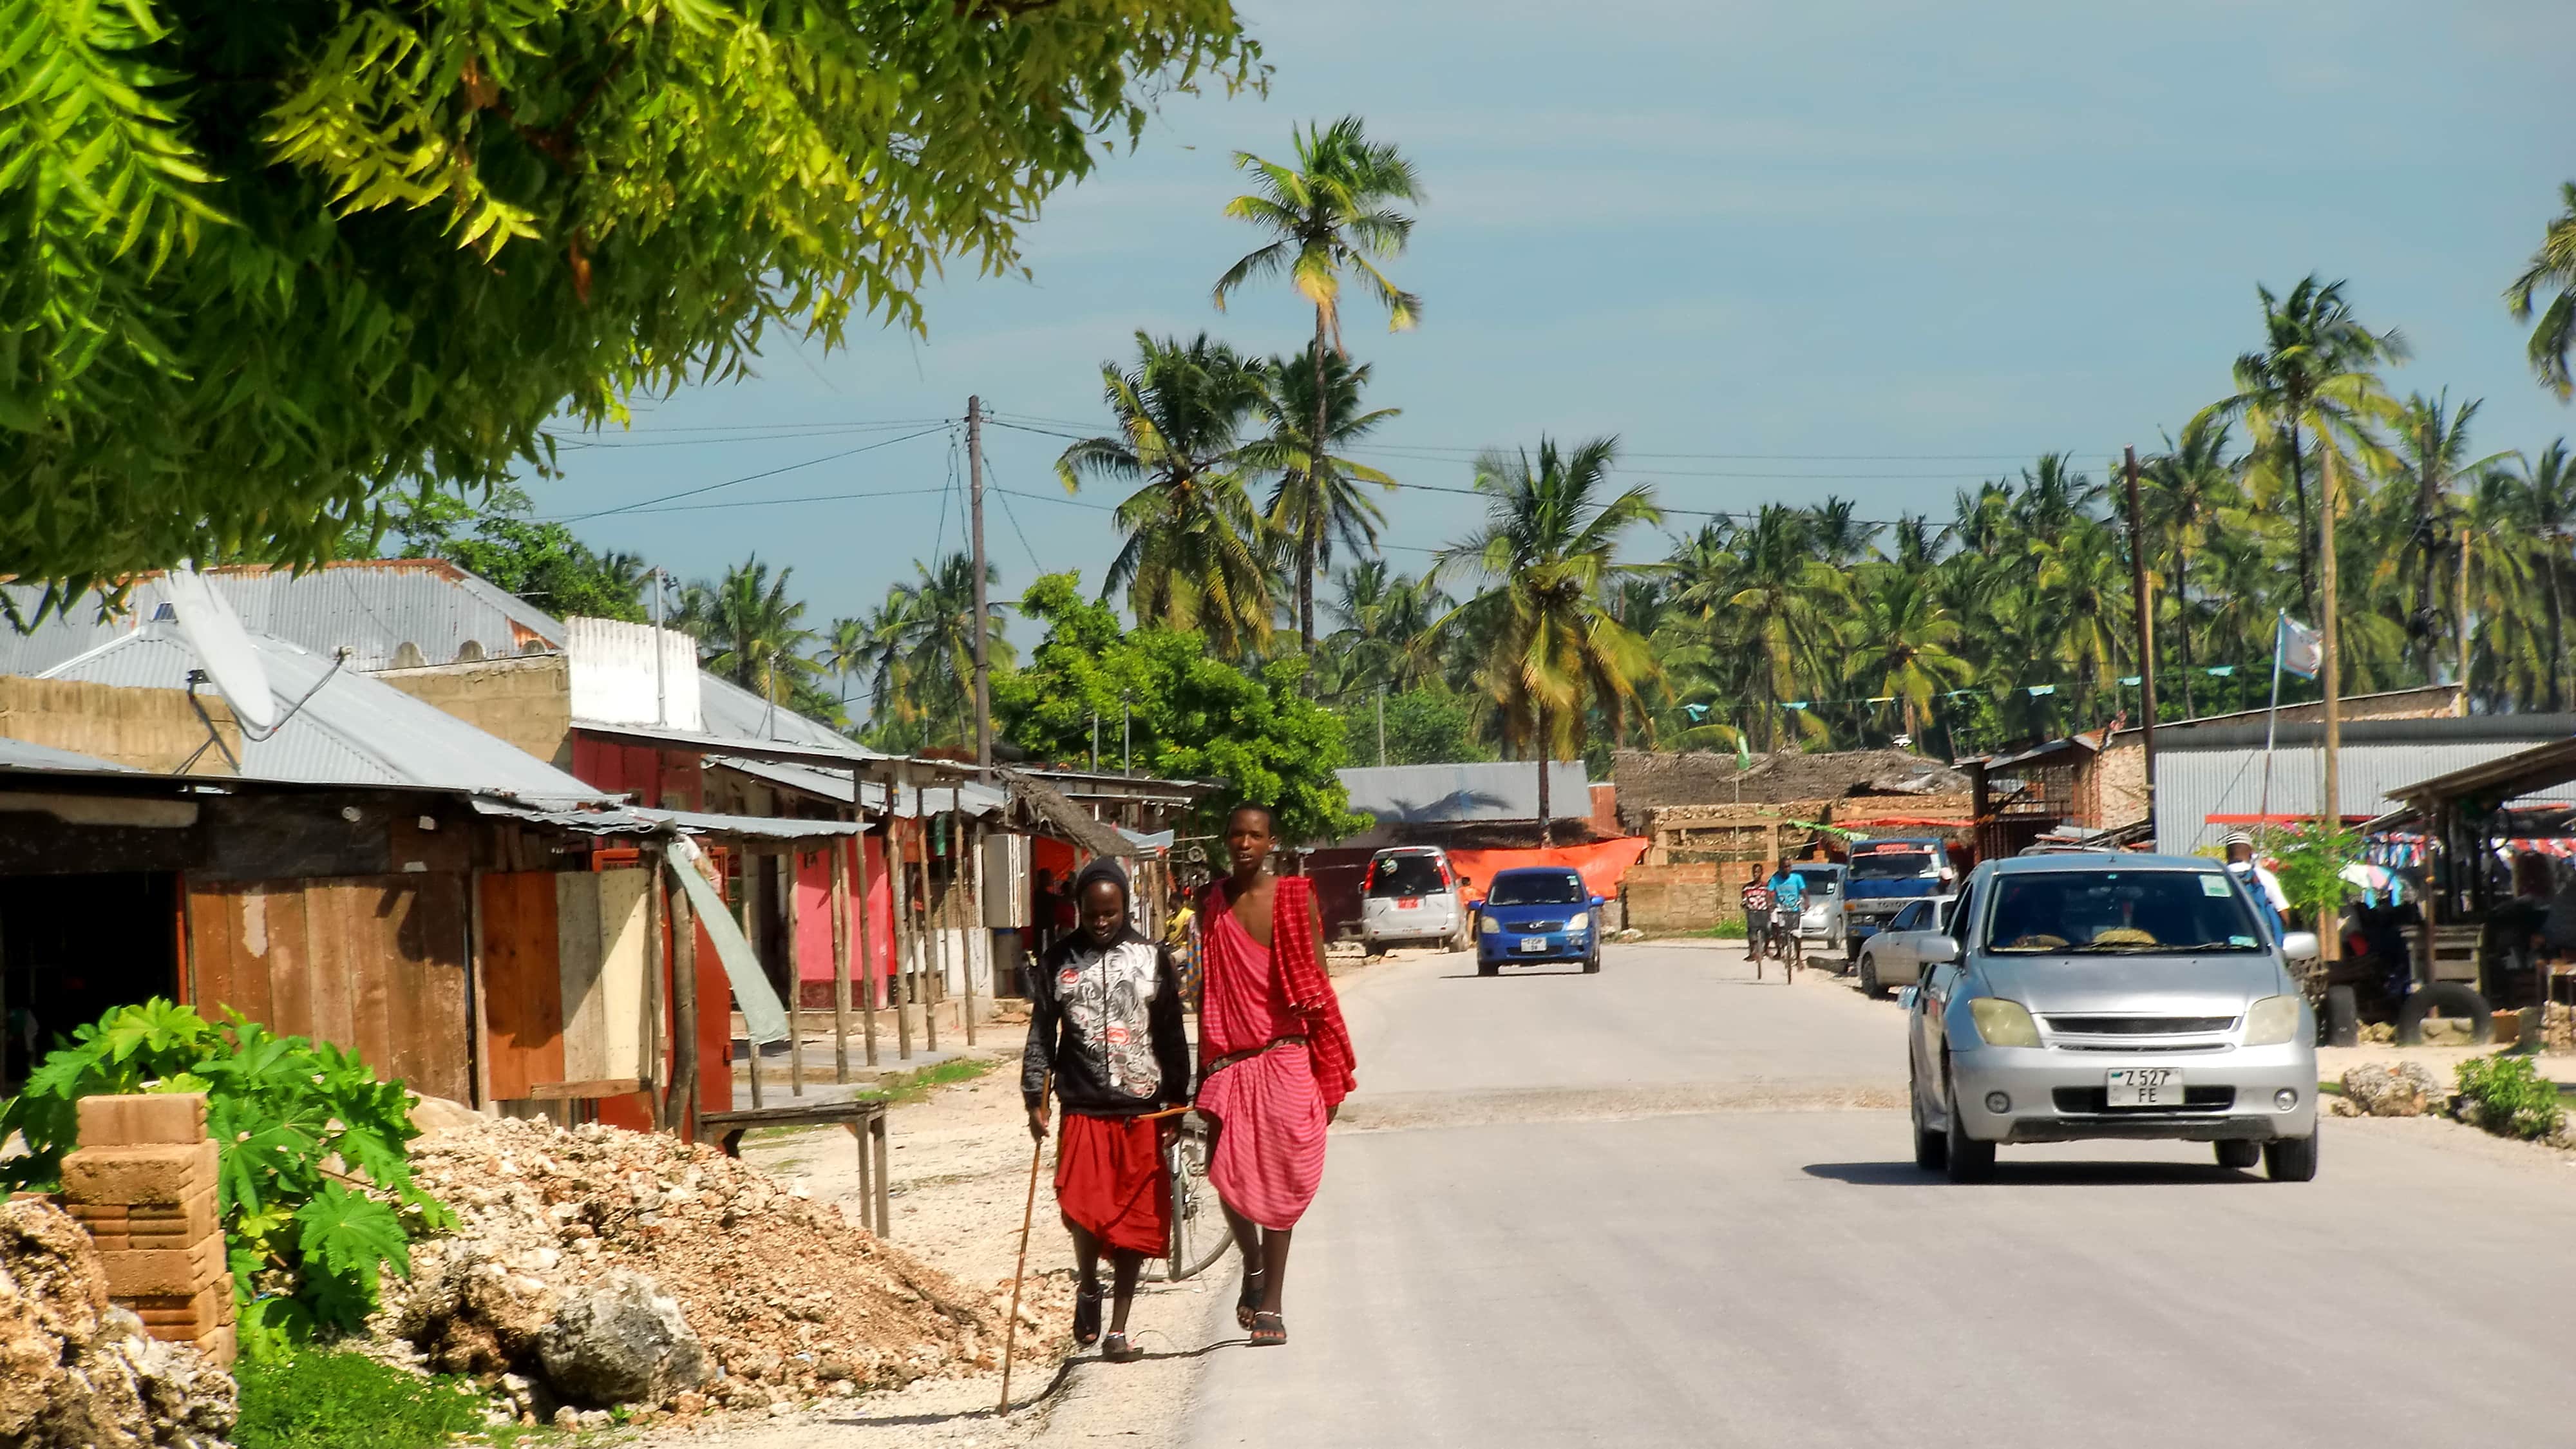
top-left (699, 1099), bottom-right (891, 1238)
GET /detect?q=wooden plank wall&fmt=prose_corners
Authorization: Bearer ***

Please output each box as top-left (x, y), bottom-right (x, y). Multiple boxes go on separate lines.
top-left (560, 869), bottom-right (649, 1083)
top-left (186, 875), bottom-right (472, 1103)
top-left (477, 871), bottom-right (565, 1100)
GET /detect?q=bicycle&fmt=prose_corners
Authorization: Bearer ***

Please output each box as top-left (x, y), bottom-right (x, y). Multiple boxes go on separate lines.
top-left (1143, 1110), bottom-right (1233, 1282)
top-left (1756, 909), bottom-right (1803, 982)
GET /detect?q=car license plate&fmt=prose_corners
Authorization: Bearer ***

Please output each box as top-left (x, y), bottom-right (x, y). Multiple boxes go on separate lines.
top-left (1396, 896), bottom-right (1419, 909)
top-left (2105, 1067), bottom-right (2183, 1107)
top-left (1518, 936), bottom-right (1547, 953)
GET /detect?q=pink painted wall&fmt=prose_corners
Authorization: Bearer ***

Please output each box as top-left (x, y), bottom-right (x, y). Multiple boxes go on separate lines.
top-left (790, 835), bottom-right (897, 1007)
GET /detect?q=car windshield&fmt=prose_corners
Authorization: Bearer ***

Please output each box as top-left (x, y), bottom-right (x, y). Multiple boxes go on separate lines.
top-left (1791, 867), bottom-right (1839, 897)
top-left (1850, 850), bottom-right (1935, 880)
top-left (1486, 871), bottom-right (1584, 906)
top-left (1367, 855), bottom-right (1446, 898)
top-left (1985, 871), bottom-right (2266, 954)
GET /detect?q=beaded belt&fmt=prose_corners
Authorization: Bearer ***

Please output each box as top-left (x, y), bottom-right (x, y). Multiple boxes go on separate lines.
top-left (1202, 1034), bottom-right (1309, 1077)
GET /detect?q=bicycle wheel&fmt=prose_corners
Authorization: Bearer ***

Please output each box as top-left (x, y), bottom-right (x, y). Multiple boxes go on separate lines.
top-left (1148, 1114), bottom-right (1234, 1282)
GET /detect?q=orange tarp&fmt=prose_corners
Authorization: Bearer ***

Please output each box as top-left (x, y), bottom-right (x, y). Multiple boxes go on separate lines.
top-left (1451, 838), bottom-right (1651, 905)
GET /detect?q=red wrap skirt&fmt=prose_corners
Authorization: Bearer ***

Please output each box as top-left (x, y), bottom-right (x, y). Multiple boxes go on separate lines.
top-left (1055, 1112), bottom-right (1170, 1257)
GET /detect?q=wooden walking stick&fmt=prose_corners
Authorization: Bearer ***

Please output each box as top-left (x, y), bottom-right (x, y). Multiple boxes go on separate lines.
top-left (999, 1070), bottom-right (1050, 1413)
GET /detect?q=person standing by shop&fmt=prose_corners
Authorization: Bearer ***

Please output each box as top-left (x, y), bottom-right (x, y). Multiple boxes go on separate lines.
top-left (1022, 860), bottom-right (1191, 1363)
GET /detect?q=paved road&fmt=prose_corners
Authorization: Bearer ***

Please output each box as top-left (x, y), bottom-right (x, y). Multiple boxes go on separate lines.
top-left (1175, 941), bottom-right (2576, 1448)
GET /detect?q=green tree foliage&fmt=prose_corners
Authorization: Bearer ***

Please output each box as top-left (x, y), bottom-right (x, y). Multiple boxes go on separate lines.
top-left (1342, 687), bottom-right (1495, 768)
top-left (3, 0), bottom-right (1262, 605)
top-left (994, 573), bottom-right (1363, 842)
top-left (2505, 181), bottom-right (2576, 400)
top-left (848, 552), bottom-right (1012, 753)
top-left (0, 1000), bottom-right (450, 1356)
top-left (679, 556), bottom-right (816, 704)
top-left (374, 485), bottom-right (649, 622)
top-left (1242, 351), bottom-right (1401, 656)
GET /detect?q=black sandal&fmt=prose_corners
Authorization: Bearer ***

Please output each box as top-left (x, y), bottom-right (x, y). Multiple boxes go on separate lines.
top-left (1073, 1283), bottom-right (1103, 1346)
top-left (1235, 1268), bottom-right (1265, 1330)
top-left (1249, 1311), bottom-right (1287, 1347)
top-left (1101, 1331), bottom-right (1142, 1363)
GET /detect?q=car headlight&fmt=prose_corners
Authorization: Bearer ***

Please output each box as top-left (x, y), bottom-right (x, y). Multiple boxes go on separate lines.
top-left (2242, 995), bottom-right (2300, 1047)
top-left (1967, 997), bottom-right (2041, 1048)
top-left (1564, 911), bottom-right (1589, 934)
top-left (1479, 914), bottom-right (1499, 936)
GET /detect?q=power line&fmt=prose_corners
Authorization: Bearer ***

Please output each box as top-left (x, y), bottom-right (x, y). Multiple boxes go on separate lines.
top-left (578, 485), bottom-right (950, 518)
top-left (552, 424), bottom-right (952, 522)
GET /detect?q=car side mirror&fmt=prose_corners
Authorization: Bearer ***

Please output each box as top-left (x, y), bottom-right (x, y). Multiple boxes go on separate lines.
top-left (1897, 985), bottom-right (1920, 1011)
top-left (2280, 931), bottom-right (2320, 963)
top-left (1589, 895), bottom-right (1605, 908)
top-left (1917, 936), bottom-right (1960, 965)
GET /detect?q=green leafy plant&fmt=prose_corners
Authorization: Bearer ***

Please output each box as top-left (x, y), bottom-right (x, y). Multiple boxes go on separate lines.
top-left (2254, 820), bottom-right (2363, 933)
top-left (2454, 1054), bottom-right (2568, 1142)
top-left (234, 1349), bottom-right (493, 1449)
top-left (0, 999), bottom-right (450, 1354)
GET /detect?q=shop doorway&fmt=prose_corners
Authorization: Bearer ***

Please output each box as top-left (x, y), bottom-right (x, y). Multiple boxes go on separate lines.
top-left (0, 872), bottom-right (180, 1090)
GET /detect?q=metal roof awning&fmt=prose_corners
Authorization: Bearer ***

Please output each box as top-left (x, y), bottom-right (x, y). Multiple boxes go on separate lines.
top-left (572, 718), bottom-right (887, 769)
top-left (708, 755), bottom-right (1003, 819)
top-left (999, 767), bottom-right (1140, 858)
top-left (2392, 735), bottom-right (2576, 808)
top-left (636, 807), bottom-right (862, 842)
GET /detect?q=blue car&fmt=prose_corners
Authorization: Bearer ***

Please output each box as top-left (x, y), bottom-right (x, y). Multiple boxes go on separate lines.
top-left (1475, 866), bottom-right (1604, 976)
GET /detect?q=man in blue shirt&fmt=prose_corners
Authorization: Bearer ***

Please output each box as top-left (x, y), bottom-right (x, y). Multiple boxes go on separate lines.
top-left (1761, 858), bottom-right (1807, 980)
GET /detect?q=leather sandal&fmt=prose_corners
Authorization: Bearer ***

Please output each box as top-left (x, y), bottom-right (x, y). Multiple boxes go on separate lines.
top-left (1249, 1311), bottom-right (1287, 1347)
top-left (1073, 1283), bottom-right (1103, 1346)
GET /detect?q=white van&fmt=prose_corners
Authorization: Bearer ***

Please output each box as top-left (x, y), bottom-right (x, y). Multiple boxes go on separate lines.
top-left (1360, 846), bottom-right (1472, 953)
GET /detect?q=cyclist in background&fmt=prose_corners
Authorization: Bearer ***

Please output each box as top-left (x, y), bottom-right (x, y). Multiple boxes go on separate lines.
top-left (1739, 875), bottom-right (1775, 963)
top-left (1761, 858), bottom-right (1808, 980)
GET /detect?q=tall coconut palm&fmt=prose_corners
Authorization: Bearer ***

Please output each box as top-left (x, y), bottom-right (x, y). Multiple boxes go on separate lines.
top-left (2197, 276), bottom-right (2409, 616)
top-left (869, 553), bottom-right (1013, 747)
top-left (1242, 351), bottom-right (1402, 653)
top-left (694, 556), bottom-right (816, 704)
top-left (1804, 497), bottom-right (1871, 565)
top-left (1056, 333), bottom-right (1273, 655)
top-left (819, 615), bottom-right (871, 713)
top-left (2505, 182), bottom-right (2576, 400)
top-left (1326, 559), bottom-right (1449, 697)
top-left (2501, 441), bottom-right (2576, 709)
top-left (2387, 392), bottom-right (2508, 679)
top-left (1214, 116), bottom-right (1423, 652)
top-left (1425, 437), bottom-right (1660, 845)
top-left (1671, 506), bottom-right (1848, 750)
top-left (2140, 417), bottom-right (2240, 716)
top-left (1847, 565), bottom-right (1971, 746)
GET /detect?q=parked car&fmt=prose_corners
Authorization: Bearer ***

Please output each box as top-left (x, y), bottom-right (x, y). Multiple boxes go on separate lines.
top-left (1360, 846), bottom-right (1471, 953)
top-left (1901, 853), bottom-right (2320, 1184)
top-left (1475, 866), bottom-right (1602, 976)
top-left (1854, 894), bottom-right (1955, 998)
top-left (1788, 862), bottom-right (1848, 958)
top-left (1842, 836), bottom-right (1959, 960)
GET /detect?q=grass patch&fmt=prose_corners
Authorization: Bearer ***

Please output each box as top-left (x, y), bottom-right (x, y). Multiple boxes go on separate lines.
top-left (880, 1056), bottom-right (998, 1103)
top-left (234, 1349), bottom-right (498, 1449)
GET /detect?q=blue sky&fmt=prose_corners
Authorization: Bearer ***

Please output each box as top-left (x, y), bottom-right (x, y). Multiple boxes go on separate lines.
top-left (525, 0), bottom-right (2576, 643)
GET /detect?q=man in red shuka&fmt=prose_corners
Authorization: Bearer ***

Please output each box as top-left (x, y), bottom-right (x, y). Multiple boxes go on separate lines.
top-left (1023, 859), bottom-right (1191, 1363)
top-left (1195, 801), bottom-right (1357, 1348)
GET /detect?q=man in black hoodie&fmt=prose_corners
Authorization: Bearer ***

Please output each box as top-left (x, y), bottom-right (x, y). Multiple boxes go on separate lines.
top-left (1022, 858), bottom-right (1191, 1361)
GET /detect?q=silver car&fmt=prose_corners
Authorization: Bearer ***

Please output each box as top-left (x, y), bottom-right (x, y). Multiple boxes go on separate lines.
top-left (1901, 854), bottom-right (2320, 1184)
top-left (1855, 895), bottom-right (1954, 998)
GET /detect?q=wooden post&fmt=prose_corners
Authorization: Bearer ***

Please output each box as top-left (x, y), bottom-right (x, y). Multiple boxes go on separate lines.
top-left (891, 768), bottom-right (915, 1061)
top-left (959, 784), bottom-right (977, 1046)
top-left (2122, 444), bottom-right (2158, 827)
top-left (853, 786), bottom-right (882, 1067)
top-left (916, 806), bottom-right (941, 1053)
top-left (783, 850), bottom-right (805, 1097)
top-left (2319, 446), bottom-right (2344, 965)
top-left (667, 846), bottom-right (701, 1144)
top-left (641, 857), bottom-right (667, 1131)
top-left (831, 835), bottom-right (853, 1083)
top-left (467, 868), bottom-right (493, 1111)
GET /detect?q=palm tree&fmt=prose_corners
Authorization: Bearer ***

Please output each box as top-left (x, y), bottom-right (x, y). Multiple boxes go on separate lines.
top-left (1847, 565), bottom-right (1971, 746)
top-left (2197, 276), bottom-right (2409, 616)
top-left (1056, 333), bottom-right (1273, 654)
top-left (1242, 352), bottom-right (1401, 654)
top-left (1669, 506), bottom-right (1847, 750)
top-left (1426, 437), bottom-right (1660, 845)
top-left (2387, 392), bottom-right (2508, 679)
top-left (694, 557), bottom-right (816, 704)
top-left (1215, 116), bottom-right (1423, 652)
top-left (2505, 182), bottom-right (2576, 399)
top-left (1804, 497), bottom-right (1871, 565)
top-left (2501, 442), bottom-right (2576, 709)
top-left (2140, 417), bottom-right (2240, 716)
top-left (1325, 559), bottom-right (1449, 699)
top-left (819, 615), bottom-right (871, 714)
top-left (862, 554), bottom-right (1014, 747)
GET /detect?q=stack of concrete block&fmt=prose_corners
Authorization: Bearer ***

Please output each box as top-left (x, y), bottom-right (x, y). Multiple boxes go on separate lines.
top-left (59, 1092), bottom-right (236, 1367)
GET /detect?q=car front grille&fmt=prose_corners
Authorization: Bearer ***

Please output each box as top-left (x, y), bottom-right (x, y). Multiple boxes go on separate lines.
top-left (1507, 920), bottom-right (1563, 933)
top-left (2050, 1086), bottom-right (2238, 1113)
top-left (2043, 1014), bottom-right (2238, 1036)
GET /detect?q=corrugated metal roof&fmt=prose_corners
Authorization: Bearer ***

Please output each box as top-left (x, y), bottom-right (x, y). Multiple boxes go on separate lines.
top-left (37, 626), bottom-right (612, 806)
top-left (637, 808), bottom-right (862, 841)
top-left (1338, 762), bottom-right (1592, 824)
top-left (0, 737), bottom-right (135, 773)
top-left (2, 561), bottom-right (567, 676)
top-left (708, 755), bottom-right (1003, 819)
top-left (2154, 739), bottom-right (2576, 853)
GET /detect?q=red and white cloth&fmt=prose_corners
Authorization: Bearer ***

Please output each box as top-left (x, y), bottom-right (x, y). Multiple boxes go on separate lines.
top-left (1195, 876), bottom-right (1356, 1231)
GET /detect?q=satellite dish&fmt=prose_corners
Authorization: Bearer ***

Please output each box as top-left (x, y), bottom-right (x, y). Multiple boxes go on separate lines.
top-left (164, 566), bottom-right (277, 731)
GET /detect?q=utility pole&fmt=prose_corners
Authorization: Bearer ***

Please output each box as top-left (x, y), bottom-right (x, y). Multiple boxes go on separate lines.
top-left (967, 396), bottom-right (993, 771)
top-left (2121, 446), bottom-right (2157, 831)
top-left (2455, 522), bottom-right (2474, 714)
top-left (650, 567), bottom-right (668, 727)
top-left (2318, 446), bottom-right (2344, 963)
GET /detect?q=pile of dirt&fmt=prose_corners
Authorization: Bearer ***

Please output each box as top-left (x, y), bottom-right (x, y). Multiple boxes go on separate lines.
top-left (381, 1114), bottom-right (1063, 1419)
top-left (0, 1198), bottom-right (237, 1448)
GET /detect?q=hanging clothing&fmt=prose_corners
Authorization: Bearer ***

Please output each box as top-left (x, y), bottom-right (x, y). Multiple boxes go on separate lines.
top-left (1195, 876), bottom-right (1356, 1231)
